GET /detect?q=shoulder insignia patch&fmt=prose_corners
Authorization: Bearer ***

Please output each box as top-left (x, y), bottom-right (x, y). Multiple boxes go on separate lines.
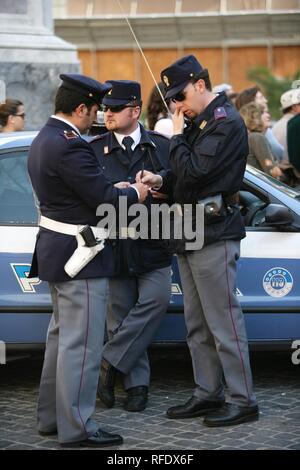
top-left (214, 107), bottom-right (227, 120)
top-left (63, 130), bottom-right (79, 140)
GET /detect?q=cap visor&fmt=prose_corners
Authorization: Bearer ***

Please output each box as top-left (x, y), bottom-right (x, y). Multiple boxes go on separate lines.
top-left (164, 80), bottom-right (190, 99)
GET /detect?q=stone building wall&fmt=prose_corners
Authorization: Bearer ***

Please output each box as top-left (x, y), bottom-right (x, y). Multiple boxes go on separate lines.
top-left (0, 0), bottom-right (80, 130)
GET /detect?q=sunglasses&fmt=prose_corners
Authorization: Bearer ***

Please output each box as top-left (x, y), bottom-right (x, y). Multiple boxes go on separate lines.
top-left (171, 90), bottom-right (188, 103)
top-left (102, 105), bottom-right (136, 113)
top-left (170, 80), bottom-right (201, 103)
top-left (15, 113), bottom-right (26, 119)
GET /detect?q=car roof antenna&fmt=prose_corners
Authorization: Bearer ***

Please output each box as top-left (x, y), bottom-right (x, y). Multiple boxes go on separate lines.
top-left (116, 0), bottom-right (169, 113)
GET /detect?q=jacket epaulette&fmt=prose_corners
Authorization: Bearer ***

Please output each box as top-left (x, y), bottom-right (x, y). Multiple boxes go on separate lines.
top-left (62, 130), bottom-right (79, 140)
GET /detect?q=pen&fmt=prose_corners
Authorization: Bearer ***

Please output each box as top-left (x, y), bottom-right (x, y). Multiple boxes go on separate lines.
top-left (141, 162), bottom-right (144, 181)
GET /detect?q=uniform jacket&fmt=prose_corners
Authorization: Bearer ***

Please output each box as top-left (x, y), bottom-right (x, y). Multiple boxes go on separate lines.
top-left (27, 117), bottom-right (138, 282)
top-left (164, 92), bottom-right (248, 248)
top-left (90, 124), bottom-right (172, 275)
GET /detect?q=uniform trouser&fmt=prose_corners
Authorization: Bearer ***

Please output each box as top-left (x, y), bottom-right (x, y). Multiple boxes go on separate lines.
top-left (103, 266), bottom-right (171, 390)
top-left (178, 240), bottom-right (257, 407)
top-left (37, 278), bottom-right (108, 444)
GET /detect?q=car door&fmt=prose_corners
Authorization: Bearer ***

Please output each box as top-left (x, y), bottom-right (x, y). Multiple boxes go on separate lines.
top-left (238, 171), bottom-right (300, 346)
top-left (0, 147), bottom-right (52, 346)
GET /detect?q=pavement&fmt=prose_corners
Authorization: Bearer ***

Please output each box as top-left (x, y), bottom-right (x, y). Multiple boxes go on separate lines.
top-left (0, 346), bottom-right (300, 450)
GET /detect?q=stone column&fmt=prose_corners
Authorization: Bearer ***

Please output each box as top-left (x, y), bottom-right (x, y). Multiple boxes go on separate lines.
top-left (0, 0), bottom-right (80, 130)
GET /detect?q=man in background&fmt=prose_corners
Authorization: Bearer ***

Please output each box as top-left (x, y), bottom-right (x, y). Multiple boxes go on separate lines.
top-left (273, 88), bottom-right (300, 161)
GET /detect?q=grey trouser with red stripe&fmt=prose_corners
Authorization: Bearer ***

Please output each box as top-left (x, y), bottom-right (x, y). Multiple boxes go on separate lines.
top-left (37, 278), bottom-right (108, 444)
top-left (178, 240), bottom-right (257, 407)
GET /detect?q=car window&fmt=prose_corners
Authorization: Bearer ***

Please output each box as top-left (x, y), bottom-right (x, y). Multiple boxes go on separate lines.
top-left (0, 150), bottom-right (38, 225)
top-left (247, 166), bottom-right (300, 200)
top-left (239, 188), bottom-right (267, 227)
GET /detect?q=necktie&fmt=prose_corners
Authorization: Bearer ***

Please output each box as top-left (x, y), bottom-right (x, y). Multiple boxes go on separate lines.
top-left (122, 136), bottom-right (134, 158)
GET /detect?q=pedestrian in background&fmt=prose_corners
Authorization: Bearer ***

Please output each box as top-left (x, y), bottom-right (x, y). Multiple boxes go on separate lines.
top-left (239, 101), bottom-right (283, 179)
top-left (0, 99), bottom-right (25, 132)
top-left (146, 82), bottom-right (175, 137)
top-left (287, 105), bottom-right (300, 180)
top-left (273, 88), bottom-right (300, 161)
top-left (236, 86), bottom-right (284, 162)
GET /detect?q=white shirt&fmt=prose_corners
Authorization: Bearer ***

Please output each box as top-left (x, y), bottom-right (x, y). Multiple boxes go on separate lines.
top-left (114, 124), bottom-right (141, 150)
top-left (114, 125), bottom-right (145, 198)
top-left (154, 118), bottom-right (174, 138)
top-left (115, 123), bottom-right (163, 189)
top-left (51, 115), bottom-right (81, 136)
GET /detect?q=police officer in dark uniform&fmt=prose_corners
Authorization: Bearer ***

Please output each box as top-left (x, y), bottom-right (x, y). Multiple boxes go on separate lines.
top-left (142, 55), bottom-right (258, 426)
top-left (27, 74), bottom-right (148, 446)
top-left (91, 80), bottom-right (172, 412)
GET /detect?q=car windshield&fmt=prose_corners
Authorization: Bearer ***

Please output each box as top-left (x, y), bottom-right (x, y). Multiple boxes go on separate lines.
top-left (247, 165), bottom-right (300, 200)
top-left (0, 149), bottom-right (38, 225)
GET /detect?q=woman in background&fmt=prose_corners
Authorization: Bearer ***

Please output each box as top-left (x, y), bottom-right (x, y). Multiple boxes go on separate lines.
top-left (239, 102), bottom-right (283, 179)
top-left (236, 87), bottom-right (283, 162)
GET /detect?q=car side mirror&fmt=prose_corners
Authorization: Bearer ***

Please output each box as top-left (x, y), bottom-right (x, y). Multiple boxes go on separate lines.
top-left (265, 204), bottom-right (294, 226)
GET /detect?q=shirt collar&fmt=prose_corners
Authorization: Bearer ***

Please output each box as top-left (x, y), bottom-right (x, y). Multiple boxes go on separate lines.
top-left (114, 124), bottom-right (141, 151)
top-left (107, 124), bottom-right (156, 153)
top-left (51, 115), bottom-right (81, 136)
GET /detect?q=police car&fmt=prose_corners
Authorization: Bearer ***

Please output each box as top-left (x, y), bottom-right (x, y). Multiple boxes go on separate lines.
top-left (1, 131), bottom-right (300, 351)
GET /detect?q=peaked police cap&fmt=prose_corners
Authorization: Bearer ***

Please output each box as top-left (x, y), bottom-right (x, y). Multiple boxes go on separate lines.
top-left (102, 80), bottom-right (141, 106)
top-left (161, 55), bottom-right (206, 99)
top-left (59, 74), bottom-right (112, 104)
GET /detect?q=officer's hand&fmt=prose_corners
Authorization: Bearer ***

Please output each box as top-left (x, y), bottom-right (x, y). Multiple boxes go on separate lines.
top-left (136, 170), bottom-right (162, 188)
top-left (172, 108), bottom-right (185, 135)
top-left (150, 189), bottom-right (168, 200)
top-left (114, 181), bottom-right (131, 189)
top-left (131, 182), bottom-right (149, 203)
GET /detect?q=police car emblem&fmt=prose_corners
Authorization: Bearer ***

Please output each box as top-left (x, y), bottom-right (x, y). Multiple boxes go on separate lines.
top-left (10, 263), bottom-right (41, 293)
top-left (263, 267), bottom-right (293, 298)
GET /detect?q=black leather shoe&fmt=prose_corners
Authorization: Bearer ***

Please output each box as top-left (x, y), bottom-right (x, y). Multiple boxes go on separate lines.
top-left (203, 403), bottom-right (259, 427)
top-left (38, 428), bottom-right (57, 436)
top-left (97, 358), bottom-right (117, 408)
top-left (60, 429), bottom-right (123, 448)
top-left (124, 386), bottom-right (148, 412)
top-left (166, 396), bottom-right (225, 419)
